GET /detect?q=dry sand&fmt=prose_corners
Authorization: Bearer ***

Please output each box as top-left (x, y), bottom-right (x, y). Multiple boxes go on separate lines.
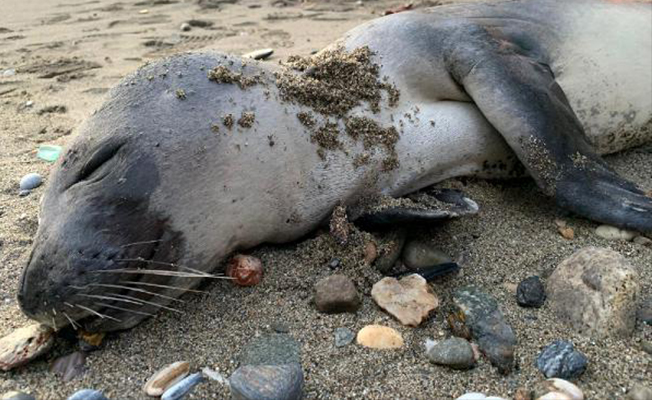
top-left (0, 0), bottom-right (650, 399)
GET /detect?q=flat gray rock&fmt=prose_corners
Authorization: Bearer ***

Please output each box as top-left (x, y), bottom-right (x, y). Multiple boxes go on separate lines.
top-left (425, 337), bottom-right (476, 370)
top-left (230, 363), bottom-right (304, 400)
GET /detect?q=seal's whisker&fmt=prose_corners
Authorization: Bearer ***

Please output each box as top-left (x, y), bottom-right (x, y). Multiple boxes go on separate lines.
top-left (87, 283), bottom-right (184, 303)
top-left (94, 269), bottom-right (233, 279)
top-left (51, 315), bottom-right (58, 331)
top-left (63, 302), bottom-right (75, 308)
top-left (63, 312), bottom-right (80, 330)
top-left (76, 293), bottom-right (143, 306)
top-left (51, 307), bottom-right (57, 316)
top-left (115, 258), bottom-right (223, 278)
top-left (120, 239), bottom-right (165, 248)
top-left (118, 281), bottom-right (208, 294)
top-left (74, 303), bottom-right (121, 322)
top-left (110, 293), bottom-right (183, 314)
top-left (96, 302), bottom-right (156, 317)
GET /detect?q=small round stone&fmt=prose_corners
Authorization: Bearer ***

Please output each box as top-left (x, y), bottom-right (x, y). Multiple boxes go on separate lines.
top-left (226, 255), bottom-right (263, 286)
top-left (334, 327), bottom-right (355, 347)
top-left (536, 340), bottom-right (588, 380)
top-left (230, 363), bottom-right (303, 400)
top-left (19, 173), bottom-right (42, 191)
top-left (356, 325), bottom-right (403, 349)
top-left (67, 389), bottom-right (109, 400)
top-left (516, 276), bottom-right (546, 308)
top-left (402, 239), bottom-right (452, 270)
top-left (0, 392), bottom-right (36, 400)
top-left (425, 337), bottom-right (476, 370)
top-left (180, 23), bottom-right (191, 31)
top-left (595, 225), bottom-right (637, 241)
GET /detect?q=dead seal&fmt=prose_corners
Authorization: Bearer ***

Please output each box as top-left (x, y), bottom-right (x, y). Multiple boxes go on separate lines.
top-left (18, 0), bottom-right (651, 332)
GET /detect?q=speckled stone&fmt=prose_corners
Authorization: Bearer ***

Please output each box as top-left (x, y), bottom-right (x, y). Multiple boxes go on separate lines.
top-left (453, 286), bottom-right (517, 374)
top-left (547, 247), bottom-right (640, 338)
top-left (239, 334), bottom-right (301, 366)
top-left (425, 337), bottom-right (476, 370)
top-left (536, 340), bottom-right (588, 380)
top-left (334, 328), bottom-right (355, 348)
top-left (230, 363), bottom-right (304, 400)
top-left (516, 276), bottom-right (546, 308)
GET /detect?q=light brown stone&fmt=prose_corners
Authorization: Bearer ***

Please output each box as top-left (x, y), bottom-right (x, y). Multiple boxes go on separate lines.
top-left (547, 247), bottom-right (639, 338)
top-left (371, 274), bottom-right (438, 327)
top-left (0, 324), bottom-right (54, 371)
top-left (356, 325), bottom-right (403, 349)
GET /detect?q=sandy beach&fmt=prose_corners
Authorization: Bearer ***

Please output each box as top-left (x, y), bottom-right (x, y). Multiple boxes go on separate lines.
top-left (0, 0), bottom-right (650, 399)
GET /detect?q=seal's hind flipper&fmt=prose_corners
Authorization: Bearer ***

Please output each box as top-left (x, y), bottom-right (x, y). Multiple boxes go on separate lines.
top-left (352, 189), bottom-right (479, 230)
top-left (448, 27), bottom-right (652, 233)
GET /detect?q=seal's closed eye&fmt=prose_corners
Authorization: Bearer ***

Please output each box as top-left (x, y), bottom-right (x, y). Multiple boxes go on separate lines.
top-left (73, 141), bottom-right (125, 187)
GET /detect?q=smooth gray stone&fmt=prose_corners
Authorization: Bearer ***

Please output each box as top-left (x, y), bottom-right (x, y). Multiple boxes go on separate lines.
top-left (67, 389), bottom-right (109, 400)
top-left (19, 173), bottom-right (42, 190)
top-left (402, 239), bottom-right (452, 270)
top-left (230, 363), bottom-right (304, 400)
top-left (425, 337), bottom-right (476, 370)
top-left (334, 328), bottom-right (355, 347)
top-left (161, 372), bottom-right (204, 400)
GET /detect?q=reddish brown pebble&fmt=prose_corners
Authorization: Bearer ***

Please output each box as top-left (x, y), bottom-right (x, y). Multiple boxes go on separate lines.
top-left (558, 227), bottom-right (575, 240)
top-left (364, 241), bottom-right (378, 265)
top-left (447, 312), bottom-right (471, 340)
top-left (227, 255), bottom-right (263, 286)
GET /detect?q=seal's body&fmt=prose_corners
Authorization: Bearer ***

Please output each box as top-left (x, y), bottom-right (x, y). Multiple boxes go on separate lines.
top-left (19, 0), bottom-right (652, 331)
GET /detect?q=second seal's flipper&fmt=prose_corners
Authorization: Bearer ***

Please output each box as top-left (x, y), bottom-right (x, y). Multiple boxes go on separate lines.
top-left (448, 26), bottom-right (652, 233)
top-left (351, 188), bottom-right (479, 230)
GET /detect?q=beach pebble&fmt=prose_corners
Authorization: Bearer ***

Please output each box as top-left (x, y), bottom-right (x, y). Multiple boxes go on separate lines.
top-left (356, 325), bottom-right (404, 349)
top-left (180, 22), bottom-right (191, 31)
top-left (51, 351), bottom-right (86, 382)
top-left (533, 378), bottom-right (584, 400)
top-left (161, 372), bottom-right (203, 400)
top-left (143, 361), bottom-right (190, 396)
top-left (243, 48), bottom-right (274, 60)
top-left (19, 173), bottom-right (42, 190)
top-left (595, 225), bottom-right (637, 241)
top-left (401, 239), bottom-right (452, 269)
top-left (516, 276), bottom-right (546, 308)
top-left (230, 363), bottom-right (303, 400)
top-left (372, 230), bottom-right (405, 273)
top-left (558, 226), bottom-right (575, 240)
top-left (0, 392), bottom-right (35, 400)
top-left (637, 297), bottom-right (652, 325)
top-left (2, 69), bottom-right (16, 76)
top-left (327, 257), bottom-right (341, 269)
top-left (456, 394), bottom-right (486, 400)
top-left (447, 312), bottom-right (471, 340)
top-left (0, 323), bottom-right (54, 371)
top-left (453, 286), bottom-right (517, 374)
top-left (201, 367), bottom-right (228, 385)
top-left (641, 340), bottom-right (652, 356)
top-left (18, 190), bottom-right (30, 197)
top-left (371, 274), bottom-right (438, 327)
top-left (363, 241), bottom-right (377, 265)
top-left (227, 255), bottom-right (263, 286)
top-left (313, 274), bottom-right (360, 313)
top-left (67, 389), bottom-right (109, 400)
top-left (547, 247), bottom-right (640, 338)
top-left (425, 337), bottom-right (476, 370)
top-left (514, 388), bottom-right (532, 400)
top-left (628, 384), bottom-right (652, 400)
top-left (334, 327), bottom-right (355, 347)
top-left (239, 334), bottom-right (301, 366)
top-left (633, 235), bottom-right (652, 247)
top-left (536, 340), bottom-right (587, 380)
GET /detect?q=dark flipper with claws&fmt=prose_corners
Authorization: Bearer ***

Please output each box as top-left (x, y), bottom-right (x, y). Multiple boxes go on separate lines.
top-left (352, 188), bottom-right (479, 230)
top-left (447, 26), bottom-right (652, 233)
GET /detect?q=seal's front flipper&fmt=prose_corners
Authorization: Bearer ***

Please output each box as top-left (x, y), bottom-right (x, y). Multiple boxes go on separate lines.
top-left (351, 189), bottom-right (479, 230)
top-left (449, 27), bottom-right (652, 233)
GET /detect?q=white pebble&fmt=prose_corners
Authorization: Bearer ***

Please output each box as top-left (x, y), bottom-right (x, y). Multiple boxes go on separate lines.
top-left (595, 225), bottom-right (637, 241)
top-left (19, 173), bottom-right (42, 190)
top-left (2, 69), bottom-right (16, 77)
top-left (456, 394), bottom-right (486, 400)
top-left (547, 378), bottom-right (584, 400)
top-left (180, 23), bottom-right (191, 32)
top-left (537, 392), bottom-right (572, 400)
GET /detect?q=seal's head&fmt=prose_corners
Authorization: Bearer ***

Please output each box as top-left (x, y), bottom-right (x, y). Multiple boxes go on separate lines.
top-left (17, 129), bottom-right (189, 331)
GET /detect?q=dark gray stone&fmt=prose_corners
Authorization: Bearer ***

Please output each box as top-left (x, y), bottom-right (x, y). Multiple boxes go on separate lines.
top-left (334, 328), bottom-right (355, 347)
top-left (536, 340), bottom-right (588, 380)
top-left (161, 372), bottom-right (204, 400)
top-left (638, 297), bottom-right (652, 325)
top-left (313, 275), bottom-right (360, 313)
top-left (230, 363), bottom-right (303, 400)
top-left (373, 230), bottom-right (406, 273)
top-left (51, 351), bottom-right (86, 382)
top-left (67, 389), bottom-right (109, 400)
top-left (239, 334), bottom-right (301, 366)
top-left (425, 337), bottom-right (476, 370)
top-left (453, 286), bottom-right (517, 374)
top-left (516, 276), bottom-right (546, 308)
